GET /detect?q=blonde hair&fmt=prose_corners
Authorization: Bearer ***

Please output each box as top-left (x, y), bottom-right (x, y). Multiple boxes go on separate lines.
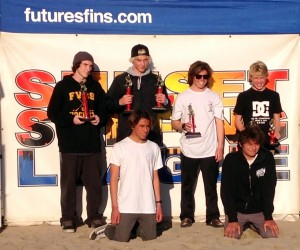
top-left (249, 61), bottom-right (269, 77)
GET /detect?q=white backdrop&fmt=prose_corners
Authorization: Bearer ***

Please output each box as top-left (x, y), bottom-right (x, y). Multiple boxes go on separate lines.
top-left (0, 33), bottom-right (299, 225)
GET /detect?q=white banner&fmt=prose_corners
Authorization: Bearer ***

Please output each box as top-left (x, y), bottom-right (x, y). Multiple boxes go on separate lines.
top-left (0, 33), bottom-right (299, 224)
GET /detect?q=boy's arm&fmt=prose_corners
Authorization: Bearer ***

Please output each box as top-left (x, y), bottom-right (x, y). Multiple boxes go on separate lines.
top-left (110, 164), bottom-right (120, 224)
top-left (234, 114), bottom-right (245, 132)
top-left (215, 118), bottom-right (224, 162)
top-left (273, 113), bottom-right (281, 139)
top-left (153, 170), bottom-right (163, 223)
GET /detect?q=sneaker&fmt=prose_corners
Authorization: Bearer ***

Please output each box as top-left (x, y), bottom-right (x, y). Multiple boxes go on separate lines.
top-left (62, 221), bottom-right (76, 233)
top-left (89, 224), bottom-right (108, 240)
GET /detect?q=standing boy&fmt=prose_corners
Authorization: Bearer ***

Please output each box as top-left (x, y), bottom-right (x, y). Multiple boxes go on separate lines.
top-left (47, 51), bottom-right (108, 232)
top-left (171, 61), bottom-right (224, 228)
top-left (234, 61), bottom-right (283, 150)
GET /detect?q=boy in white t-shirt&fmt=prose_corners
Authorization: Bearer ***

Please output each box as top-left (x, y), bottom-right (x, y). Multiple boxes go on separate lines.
top-left (171, 60), bottom-right (224, 228)
top-left (90, 110), bottom-right (163, 241)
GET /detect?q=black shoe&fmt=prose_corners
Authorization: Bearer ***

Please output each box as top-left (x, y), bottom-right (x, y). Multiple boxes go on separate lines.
top-left (180, 218), bottom-right (193, 228)
top-left (207, 219), bottom-right (224, 228)
top-left (61, 221), bottom-right (76, 233)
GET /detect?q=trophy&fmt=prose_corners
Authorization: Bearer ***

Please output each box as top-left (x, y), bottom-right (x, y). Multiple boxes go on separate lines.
top-left (79, 80), bottom-right (95, 122)
top-left (268, 119), bottom-right (279, 147)
top-left (152, 74), bottom-right (166, 111)
top-left (124, 74), bottom-right (133, 113)
top-left (185, 103), bottom-right (202, 139)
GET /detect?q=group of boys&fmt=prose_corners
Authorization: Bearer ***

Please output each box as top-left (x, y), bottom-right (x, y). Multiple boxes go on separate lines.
top-left (47, 44), bottom-right (281, 242)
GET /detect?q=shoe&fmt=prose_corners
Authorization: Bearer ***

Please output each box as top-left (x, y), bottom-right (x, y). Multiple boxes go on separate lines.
top-left (89, 224), bottom-right (108, 240)
top-left (62, 221), bottom-right (76, 233)
top-left (90, 219), bottom-right (107, 228)
top-left (207, 218), bottom-right (224, 228)
top-left (180, 218), bottom-right (193, 228)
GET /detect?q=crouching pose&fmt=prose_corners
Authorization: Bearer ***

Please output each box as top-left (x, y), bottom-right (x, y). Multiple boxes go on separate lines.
top-left (90, 110), bottom-right (163, 241)
top-left (221, 125), bottom-right (279, 239)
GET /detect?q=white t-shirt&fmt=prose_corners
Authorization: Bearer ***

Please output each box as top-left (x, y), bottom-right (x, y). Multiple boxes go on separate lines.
top-left (171, 88), bottom-right (224, 158)
top-left (109, 137), bottom-right (163, 214)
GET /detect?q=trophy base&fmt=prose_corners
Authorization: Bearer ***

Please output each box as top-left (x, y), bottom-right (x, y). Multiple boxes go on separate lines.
top-left (185, 132), bottom-right (202, 139)
top-left (123, 109), bottom-right (133, 114)
top-left (152, 106), bottom-right (166, 111)
top-left (269, 142), bottom-right (280, 148)
top-left (79, 117), bottom-right (95, 122)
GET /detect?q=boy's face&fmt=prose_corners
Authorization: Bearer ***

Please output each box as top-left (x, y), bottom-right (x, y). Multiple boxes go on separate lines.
top-left (131, 118), bottom-right (151, 142)
top-left (76, 60), bottom-right (93, 78)
top-left (191, 69), bottom-right (209, 92)
top-left (132, 55), bottom-right (150, 74)
top-left (250, 72), bottom-right (268, 91)
top-left (240, 139), bottom-right (260, 160)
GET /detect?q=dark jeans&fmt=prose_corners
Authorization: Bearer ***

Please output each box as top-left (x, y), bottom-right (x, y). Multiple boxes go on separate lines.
top-left (180, 153), bottom-right (220, 224)
top-left (105, 213), bottom-right (157, 242)
top-left (60, 152), bottom-right (102, 225)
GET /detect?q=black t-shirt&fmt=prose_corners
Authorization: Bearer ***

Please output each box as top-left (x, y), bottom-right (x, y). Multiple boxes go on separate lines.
top-left (234, 87), bottom-right (282, 146)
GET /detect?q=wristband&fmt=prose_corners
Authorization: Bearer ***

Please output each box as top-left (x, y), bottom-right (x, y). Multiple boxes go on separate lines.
top-left (155, 200), bottom-right (162, 204)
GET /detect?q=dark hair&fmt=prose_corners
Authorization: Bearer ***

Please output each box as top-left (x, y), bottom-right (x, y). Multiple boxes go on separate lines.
top-left (128, 110), bottom-right (153, 128)
top-left (72, 62), bottom-right (81, 73)
top-left (188, 60), bottom-right (213, 86)
top-left (238, 125), bottom-right (265, 149)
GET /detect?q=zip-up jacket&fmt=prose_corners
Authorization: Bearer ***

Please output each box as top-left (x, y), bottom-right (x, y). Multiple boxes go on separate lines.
top-left (106, 69), bottom-right (171, 146)
top-left (221, 147), bottom-right (277, 222)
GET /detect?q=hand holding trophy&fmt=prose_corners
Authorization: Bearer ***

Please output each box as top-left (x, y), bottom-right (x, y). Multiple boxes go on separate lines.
top-left (269, 119), bottom-right (279, 147)
top-left (79, 80), bottom-right (95, 122)
top-left (152, 74), bottom-right (166, 111)
top-left (185, 103), bottom-right (201, 139)
top-left (124, 74), bottom-right (133, 113)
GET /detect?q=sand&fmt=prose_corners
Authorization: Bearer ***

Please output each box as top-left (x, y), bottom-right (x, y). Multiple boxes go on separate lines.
top-left (0, 216), bottom-right (299, 250)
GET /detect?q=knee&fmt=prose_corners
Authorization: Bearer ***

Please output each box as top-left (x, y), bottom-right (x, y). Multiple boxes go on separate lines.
top-left (260, 229), bottom-right (277, 238)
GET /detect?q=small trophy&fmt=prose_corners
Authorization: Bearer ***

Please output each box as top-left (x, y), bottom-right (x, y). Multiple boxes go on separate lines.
top-left (269, 119), bottom-right (279, 147)
top-left (152, 74), bottom-right (166, 111)
top-left (124, 74), bottom-right (133, 113)
top-left (185, 103), bottom-right (201, 139)
top-left (79, 80), bottom-right (95, 122)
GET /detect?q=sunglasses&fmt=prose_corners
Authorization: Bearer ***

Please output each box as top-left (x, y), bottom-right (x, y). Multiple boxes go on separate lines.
top-left (195, 74), bottom-right (209, 80)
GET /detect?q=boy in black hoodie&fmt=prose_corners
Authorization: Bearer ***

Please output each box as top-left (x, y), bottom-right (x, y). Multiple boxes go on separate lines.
top-left (47, 51), bottom-right (108, 233)
top-left (221, 125), bottom-right (279, 239)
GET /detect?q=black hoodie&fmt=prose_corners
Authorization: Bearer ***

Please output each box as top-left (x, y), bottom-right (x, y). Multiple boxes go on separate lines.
top-left (47, 74), bottom-right (108, 153)
top-left (221, 147), bottom-right (277, 222)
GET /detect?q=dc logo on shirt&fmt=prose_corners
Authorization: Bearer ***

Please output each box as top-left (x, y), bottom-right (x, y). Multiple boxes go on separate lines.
top-left (256, 168), bottom-right (266, 178)
top-left (252, 101), bottom-right (270, 117)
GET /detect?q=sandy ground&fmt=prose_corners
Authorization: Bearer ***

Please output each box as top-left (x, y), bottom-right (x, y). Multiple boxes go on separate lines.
top-left (0, 217), bottom-right (299, 250)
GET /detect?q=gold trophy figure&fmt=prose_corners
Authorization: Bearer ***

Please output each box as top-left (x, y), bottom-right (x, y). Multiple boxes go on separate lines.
top-left (152, 74), bottom-right (166, 111)
top-left (185, 103), bottom-right (201, 139)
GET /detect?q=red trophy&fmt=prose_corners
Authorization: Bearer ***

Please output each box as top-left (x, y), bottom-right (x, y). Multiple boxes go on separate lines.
top-left (152, 74), bottom-right (166, 111)
top-left (124, 74), bottom-right (133, 113)
top-left (79, 81), bottom-right (95, 122)
top-left (185, 103), bottom-right (201, 139)
top-left (269, 119), bottom-right (279, 147)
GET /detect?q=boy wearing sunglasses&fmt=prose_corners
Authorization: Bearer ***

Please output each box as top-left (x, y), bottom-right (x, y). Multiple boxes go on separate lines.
top-left (171, 61), bottom-right (224, 228)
